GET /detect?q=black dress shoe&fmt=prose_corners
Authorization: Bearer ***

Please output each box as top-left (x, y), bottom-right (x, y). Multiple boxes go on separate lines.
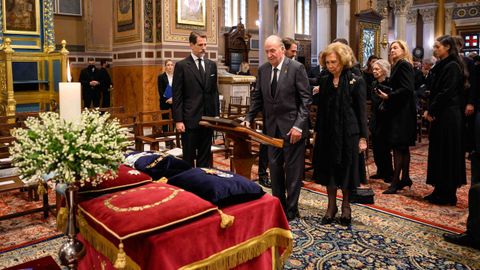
top-left (339, 216), bottom-right (352, 226)
top-left (258, 176), bottom-right (272, 188)
top-left (398, 178), bottom-right (413, 190)
top-left (383, 184), bottom-right (400, 194)
top-left (286, 210), bottom-right (300, 221)
top-left (443, 233), bottom-right (480, 250)
top-left (429, 196), bottom-right (457, 206)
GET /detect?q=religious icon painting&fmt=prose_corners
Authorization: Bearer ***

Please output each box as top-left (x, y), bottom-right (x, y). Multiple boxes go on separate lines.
top-left (2, 0), bottom-right (40, 35)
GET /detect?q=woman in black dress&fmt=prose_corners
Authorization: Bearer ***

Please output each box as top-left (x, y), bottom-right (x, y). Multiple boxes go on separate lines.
top-left (370, 59), bottom-right (394, 182)
top-left (423, 35), bottom-right (467, 205)
top-left (312, 42), bottom-right (368, 226)
top-left (376, 40), bottom-right (417, 194)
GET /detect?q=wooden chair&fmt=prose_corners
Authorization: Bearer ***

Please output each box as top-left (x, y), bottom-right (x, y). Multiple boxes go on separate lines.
top-left (229, 96), bottom-right (243, 105)
top-left (98, 106), bottom-right (125, 114)
top-left (109, 113), bottom-right (137, 144)
top-left (135, 110), bottom-right (180, 151)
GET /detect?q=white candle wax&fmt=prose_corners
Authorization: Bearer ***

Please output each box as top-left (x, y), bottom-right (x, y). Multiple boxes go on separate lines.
top-left (59, 82), bottom-right (81, 123)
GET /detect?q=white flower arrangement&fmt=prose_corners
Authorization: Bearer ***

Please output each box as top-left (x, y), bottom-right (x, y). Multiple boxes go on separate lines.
top-left (9, 110), bottom-right (132, 187)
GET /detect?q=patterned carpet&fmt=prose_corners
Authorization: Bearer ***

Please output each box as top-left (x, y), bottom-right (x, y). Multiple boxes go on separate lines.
top-left (285, 188), bottom-right (480, 269)
top-left (1, 187), bottom-right (478, 269)
top-left (0, 141), bottom-right (478, 269)
top-left (214, 141), bottom-right (471, 233)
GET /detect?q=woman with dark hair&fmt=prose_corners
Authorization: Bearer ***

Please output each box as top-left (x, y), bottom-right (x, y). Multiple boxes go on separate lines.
top-left (362, 55), bottom-right (379, 100)
top-left (423, 35), bottom-right (467, 205)
top-left (312, 42), bottom-right (368, 226)
top-left (376, 40), bottom-right (417, 194)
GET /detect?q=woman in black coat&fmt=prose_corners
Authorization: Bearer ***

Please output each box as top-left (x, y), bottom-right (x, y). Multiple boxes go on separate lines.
top-left (158, 59), bottom-right (175, 111)
top-left (312, 42), bottom-right (368, 226)
top-left (370, 59), bottom-right (393, 182)
top-left (157, 59), bottom-right (175, 134)
top-left (376, 40), bottom-right (417, 194)
top-left (423, 35), bottom-right (467, 205)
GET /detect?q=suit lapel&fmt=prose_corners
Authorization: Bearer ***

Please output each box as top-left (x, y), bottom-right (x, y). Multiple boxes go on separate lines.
top-left (204, 59), bottom-right (210, 89)
top-left (187, 56), bottom-right (204, 88)
top-left (264, 65), bottom-right (273, 101)
top-left (275, 57), bottom-right (290, 99)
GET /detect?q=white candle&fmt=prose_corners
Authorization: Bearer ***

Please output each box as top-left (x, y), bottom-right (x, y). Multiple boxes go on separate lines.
top-left (59, 82), bottom-right (81, 123)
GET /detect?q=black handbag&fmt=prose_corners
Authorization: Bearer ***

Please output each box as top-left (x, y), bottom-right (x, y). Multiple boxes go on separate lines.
top-left (351, 153), bottom-right (375, 204)
top-left (351, 187), bottom-right (375, 204)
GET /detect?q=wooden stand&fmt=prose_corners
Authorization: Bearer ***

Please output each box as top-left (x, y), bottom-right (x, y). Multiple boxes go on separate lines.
top-left (199, 117), bottom-right (283, 179)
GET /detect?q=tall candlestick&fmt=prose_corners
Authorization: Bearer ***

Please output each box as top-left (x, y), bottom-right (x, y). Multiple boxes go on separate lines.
top-left (59, 82), bottom-right (81, 123)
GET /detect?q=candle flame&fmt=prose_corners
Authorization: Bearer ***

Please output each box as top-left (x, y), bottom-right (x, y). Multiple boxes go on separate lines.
top-left (67, 59), bottom-right (72, 82)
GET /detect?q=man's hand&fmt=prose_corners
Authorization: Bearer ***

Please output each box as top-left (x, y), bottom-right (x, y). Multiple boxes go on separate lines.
top-left (423, 110), bottom-right (434, 122)
top-left (176, 122), bottom-right (185, 133)
top-left (287, 128), bottom-right (302, 144)
top-left (240, 121), bottom-right (251, 128)
top-left (89, 80), bottom-right (99, 86)
top-left (313, 86), bottom-right (320, 95)
top-left (465, 104), bottom-right (474, 116)
top-left (359, 138), bottom-right (367, 153)
top-left (166, 98), bottom-right (173, 104)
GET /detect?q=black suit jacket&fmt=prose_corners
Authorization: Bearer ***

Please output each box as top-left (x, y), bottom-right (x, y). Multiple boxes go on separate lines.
top-left (245, 57), bottom-right (312, 139)
top-left (172, 55), bottom-right (220, 129)
top-left (158, 73), bottom-right (171, 110)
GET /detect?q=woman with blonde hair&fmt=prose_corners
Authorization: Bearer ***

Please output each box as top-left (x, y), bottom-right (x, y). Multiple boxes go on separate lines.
top-left (376, 40), bottom-right (416, 194)
top-left (312, 42), bottom-right (368, 226)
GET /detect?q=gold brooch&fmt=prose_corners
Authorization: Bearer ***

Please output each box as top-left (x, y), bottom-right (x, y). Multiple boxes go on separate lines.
top-left (349, 78), bottom-right (356, 85)
top-left (127, 170), bottom-right (141, 175)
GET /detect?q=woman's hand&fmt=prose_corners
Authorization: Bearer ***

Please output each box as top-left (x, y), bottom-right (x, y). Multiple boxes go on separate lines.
top-left (376, 89), bottom-right (389, 100)
top-left (359, 138), bottom-right (367, 153)
top-left (166, 98), bottom-right (173, 104)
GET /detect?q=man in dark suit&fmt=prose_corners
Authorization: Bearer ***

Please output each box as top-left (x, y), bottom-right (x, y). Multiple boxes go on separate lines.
top-left (244, 35), bottom-right (312, 220)
top-left (443, 183), bottom-right (480, 250)
top-left (79, 58), bottom-right (100, 108)
top-left (172, 31), bottom-right (220, 167)
top-left (98, 60), bottom-right (112, 108)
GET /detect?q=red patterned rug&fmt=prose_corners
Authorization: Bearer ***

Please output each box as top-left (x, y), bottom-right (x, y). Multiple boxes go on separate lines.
top-left (212, 141), bottom-right (470, 233)
top-left (0, 189), bottom-right (60, 252)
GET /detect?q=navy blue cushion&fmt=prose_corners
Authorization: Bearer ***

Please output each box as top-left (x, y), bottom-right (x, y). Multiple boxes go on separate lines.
top-left (167, 168), bottom-right (265, 206)
top-left (125, 151), bottom-right (191, 179)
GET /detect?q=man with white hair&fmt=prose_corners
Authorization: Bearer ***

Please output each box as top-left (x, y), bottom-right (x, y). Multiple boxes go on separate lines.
top-left (244, 35), bottom-right (312, 221)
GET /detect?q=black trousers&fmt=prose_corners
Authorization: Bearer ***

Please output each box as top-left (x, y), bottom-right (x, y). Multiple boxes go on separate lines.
top-left (258, 144), bottom-right (269, 177)
top-left (371, 132), bottom-right (393, 178)
top-left (269, 128), bottom-right (305, 216)
top-left (181, 127), bottom-right (213, 168)
top-left (467, 183), bottom-right (480, 244)
top-left (101, 88), bottom-right (110, 107)
top-left (83, 88), bottom-right (100, 108)
top-left (471, 111), bottom-right (480, 184)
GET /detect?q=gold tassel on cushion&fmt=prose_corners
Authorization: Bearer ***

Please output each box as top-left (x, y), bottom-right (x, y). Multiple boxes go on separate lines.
top-left (56, 207), bottom-right (67, 232)
top-left (114, 242), bottom-right (127, 269)
top-left (154, 177), bottom-right (168, 183)
top-left (217, 209), bottom-right (234, 229)
top-left (37, 180), bottom-right (46, 196)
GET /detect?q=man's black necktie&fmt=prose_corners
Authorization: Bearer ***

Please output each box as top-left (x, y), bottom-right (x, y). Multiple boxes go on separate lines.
top-left (198, 58), bottom-right (205, 84)
top-left (271, 67), bottom-right (278, 97)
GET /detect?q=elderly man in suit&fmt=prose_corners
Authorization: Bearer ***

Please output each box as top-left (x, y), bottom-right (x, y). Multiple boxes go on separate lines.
top-left (244, 35), bottom-right (312, 220)
top-left (173, 31), bottom-right (220, 167)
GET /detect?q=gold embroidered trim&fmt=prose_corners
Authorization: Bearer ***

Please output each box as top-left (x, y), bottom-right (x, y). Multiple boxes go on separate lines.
top-left (179, 228), bottom-right (293, 270)
top-left (78, 179), bottom-right (152, 194)
top-left (103, 185), bottom-right (182, 212)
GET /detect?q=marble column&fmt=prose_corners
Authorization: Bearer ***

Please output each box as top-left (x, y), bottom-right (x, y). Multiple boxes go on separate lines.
top-left (377, 0), bottom-right (389, 59)
top-left (406, 10), bottom-right (417, 50)
top-left (420, 7), bottom-right (437, 59)
top-left (278, 0), bottom-right (295, 39)
top-left (259, 0), bottom-right (275, 65)
top-left (391, 0), bottom-right (413, 41)
top-left (336, 0), bottom-right (350, 41)
top-left (316, 0), bottom-right (331, 54)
